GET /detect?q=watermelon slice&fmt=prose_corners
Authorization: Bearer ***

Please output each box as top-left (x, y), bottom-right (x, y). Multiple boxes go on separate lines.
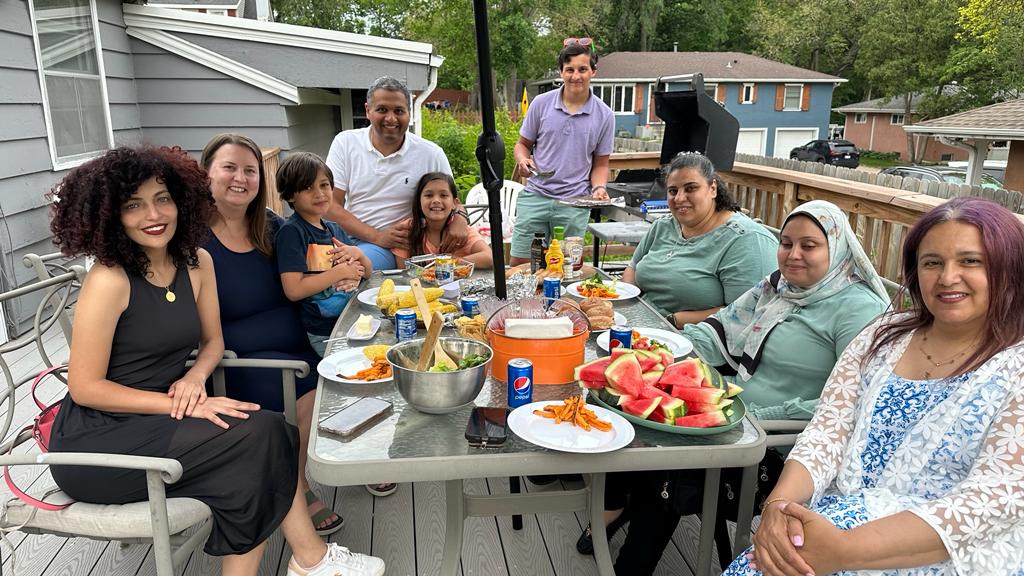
top-left (621, 396), bottom-right (662, 419)
top-left (700, 362), bottom-right (727, 390)
top-left (601, 387), bottom-right (634, 406)
top-left (660, 358), bottom-right (704, 388)
top-left (638, 384), bottom-right (674, 402)
top-left (605, 353), bottom-right (644, 397)
top-left (579, 379), bottom-right (605, 389)
top-left (684, 400), bottom-right (728, 414)
top-left (675, 411), bottom-right (728, 428)
top-left (725, 383), bottom-right (744, 398)
top-left (610, 348), bottom-right (633, 359)
top-left (656, 348), bottom-right (674, 367)
top-left (575, 357), bottom-right (613, 382)
top-left (641, 370), bottom-right (664, 387)
top-left (658, 397), bottom-right (686, 420)
top-left (648, 411), bottom-right (667, 423)
top-left (635, 351), bottom-right (662, 372)
top-left (670, 387), bottom-right (726, 404)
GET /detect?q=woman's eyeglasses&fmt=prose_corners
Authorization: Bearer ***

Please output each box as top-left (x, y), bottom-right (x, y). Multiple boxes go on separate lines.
top-left (563, 37), bottom-right (593, 47)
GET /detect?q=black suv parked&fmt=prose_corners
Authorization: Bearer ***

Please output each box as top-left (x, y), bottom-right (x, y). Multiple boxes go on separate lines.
top-left (790, 139), bottom-right (860, 168)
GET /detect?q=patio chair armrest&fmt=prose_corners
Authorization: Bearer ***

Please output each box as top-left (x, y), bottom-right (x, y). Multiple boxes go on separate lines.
top-left (0, 452), bottom-right (184, 484)
top-left (757, 420), bottom-right (808, 433)
top-left (209, 357), bottom-right (310, 426)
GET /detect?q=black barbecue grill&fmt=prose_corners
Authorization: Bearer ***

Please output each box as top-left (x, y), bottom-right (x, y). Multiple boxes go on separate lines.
top-left (607, 73), bottom-right (740, 207)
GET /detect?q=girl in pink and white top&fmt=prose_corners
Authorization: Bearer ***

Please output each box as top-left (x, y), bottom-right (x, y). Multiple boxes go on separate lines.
top-left (392, 172), bottom-right (493, 268)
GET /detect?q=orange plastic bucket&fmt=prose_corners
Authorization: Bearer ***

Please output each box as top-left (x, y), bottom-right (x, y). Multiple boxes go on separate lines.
top-left (487, 328), bottom-right (589, 385)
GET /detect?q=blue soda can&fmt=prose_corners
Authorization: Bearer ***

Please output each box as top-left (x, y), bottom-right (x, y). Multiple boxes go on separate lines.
top-left (608, 325), bottom-right (632, 351)
top-left (460, 295), bottom-right (481, 317)
top-left (395, 308), bottom-right (418, 342)
top-left (507, 358), bottom-right (533, 408)
top-left (543, 277), bottom-right (561, 303)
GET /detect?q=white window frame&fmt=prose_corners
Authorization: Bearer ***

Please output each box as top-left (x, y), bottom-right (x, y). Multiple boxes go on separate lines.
top-left (741, 83), bottom-right (755, 104)
top-left (647, 83), bottom-right (663, 124)
top-left (27, 0), bottom-right (114, 170)
top-left (592, 83), bottom-right (635, 115)
top-left (891, 113), bottom-right (905, 125)
top-left (704, 82), bottom-right (718, 102)
top-left (782, 83), bottom-right (803, 111)
top-left (854, 112), bottom-right (867, 124)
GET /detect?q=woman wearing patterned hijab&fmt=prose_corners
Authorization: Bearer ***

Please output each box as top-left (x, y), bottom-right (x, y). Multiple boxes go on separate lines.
top-left (684, 199), bottom-right (890, 419)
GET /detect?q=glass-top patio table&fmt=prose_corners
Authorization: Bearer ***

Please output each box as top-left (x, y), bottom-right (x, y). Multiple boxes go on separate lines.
top-left (307, 270), bottom-right (766, 576)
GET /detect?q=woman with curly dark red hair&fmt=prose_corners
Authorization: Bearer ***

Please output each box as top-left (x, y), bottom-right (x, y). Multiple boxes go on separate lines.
top-left (47, 146), bottom-right (384, 576)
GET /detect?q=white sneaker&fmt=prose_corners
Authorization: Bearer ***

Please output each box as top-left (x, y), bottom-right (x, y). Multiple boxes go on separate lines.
top-left (287, 543), bottom-right (385, 576)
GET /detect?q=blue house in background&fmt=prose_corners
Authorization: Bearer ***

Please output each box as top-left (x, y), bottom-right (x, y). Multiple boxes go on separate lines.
top-left (530, 52), bottom-right (845, 158)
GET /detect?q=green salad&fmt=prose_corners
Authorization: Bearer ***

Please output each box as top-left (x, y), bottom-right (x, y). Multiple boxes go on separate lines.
top-left (427, 354), bottom-right (488, 373)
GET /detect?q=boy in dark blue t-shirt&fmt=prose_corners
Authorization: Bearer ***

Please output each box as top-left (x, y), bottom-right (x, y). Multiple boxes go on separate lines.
top-left (276, 152), bottom-right (371, 356)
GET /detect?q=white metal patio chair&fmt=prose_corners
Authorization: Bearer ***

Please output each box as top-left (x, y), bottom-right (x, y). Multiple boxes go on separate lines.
top-left (0, 270), bottom-right (309, 576)
top-left (464, 179), bottom-right (524, 244)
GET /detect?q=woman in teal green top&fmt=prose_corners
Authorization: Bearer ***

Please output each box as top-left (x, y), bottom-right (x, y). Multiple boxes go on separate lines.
top-left (578, 200), bottom-right (890, 575)
top-left (624, 152), bottom-right (777, 327)
top-left (683, 199), bottom-right (890, 419)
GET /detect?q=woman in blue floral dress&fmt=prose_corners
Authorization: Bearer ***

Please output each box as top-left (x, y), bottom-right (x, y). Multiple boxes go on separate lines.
top-left (728, 197), bottom-right (1024, 576)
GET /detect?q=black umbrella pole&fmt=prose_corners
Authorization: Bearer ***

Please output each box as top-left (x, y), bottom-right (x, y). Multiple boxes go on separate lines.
top-left (472, 0), bottom-right (507, 299)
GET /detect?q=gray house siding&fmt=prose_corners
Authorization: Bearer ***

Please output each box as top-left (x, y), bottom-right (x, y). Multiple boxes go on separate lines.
top-left (130, 37), bottom-right (296, 154)
top-left (0, 0), bottom-right (141, 336)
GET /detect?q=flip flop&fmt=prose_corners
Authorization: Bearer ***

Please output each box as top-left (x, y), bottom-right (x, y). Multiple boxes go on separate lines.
top-left (365, 483), bottom-right (398, 497)
top-left (305, 489), bottom-right (344, 536)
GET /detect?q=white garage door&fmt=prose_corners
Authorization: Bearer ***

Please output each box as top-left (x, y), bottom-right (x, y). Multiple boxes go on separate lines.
top-left (774, 128), bottom-right (818, 158)
top-left (736, 129), bottom-right (766, 156)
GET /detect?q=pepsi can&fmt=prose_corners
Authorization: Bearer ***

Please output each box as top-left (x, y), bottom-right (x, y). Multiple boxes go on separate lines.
top-left (460, 295), bottom-right (481, 317)
top-left (608, 325), bottom-right (632, 351)
top-left (395, 308), bottom-right (417, 342)
top-left (506, 358), bottom-right (533, 408)
top-left (543, 277), bottom-right (561, 303)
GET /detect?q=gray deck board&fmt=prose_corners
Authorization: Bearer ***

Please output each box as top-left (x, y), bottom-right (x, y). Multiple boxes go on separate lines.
top-left (521, 478), bottom-right (600, 576)
top-left (491, 477), bottom-right (556, 576)
top-left (460, 478), bottom-right (507, 576)
top-left (371, 482), bottom-right (416, 575)
top-left (413, 480), bottom-right (463, 576)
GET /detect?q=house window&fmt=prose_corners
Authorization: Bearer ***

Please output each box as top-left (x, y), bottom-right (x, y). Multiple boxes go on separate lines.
top-left (891, 113), bottom-right (905, 125)
top-left (783, 84), bottom-right (802, 110)
top-left (854, 113), bottom-right (867, 124)
top-left (29, 0), bottom-right (112, 167)
top-left (207, 8), bottom-right (227, 15)
top-left (704, 83), bottom-right (717, 101)
top-left (592, 84), bottom-right (634, 114)
top-left (741, 83), bottom-right (755, 104)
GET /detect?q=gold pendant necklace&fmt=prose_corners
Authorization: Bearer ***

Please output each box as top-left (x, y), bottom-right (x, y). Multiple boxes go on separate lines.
top-left (151, 267), bottom-right (176, 303)
top-left (919, 330), bottom-right (975, 379)
top-left (164, 286), bottom-right (176, 303)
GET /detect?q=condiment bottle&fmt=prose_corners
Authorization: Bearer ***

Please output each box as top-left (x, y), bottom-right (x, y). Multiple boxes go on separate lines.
top-left (530, 232), bottom-right (546, 274)
top-left (545, 235), bottom-right (564, 275)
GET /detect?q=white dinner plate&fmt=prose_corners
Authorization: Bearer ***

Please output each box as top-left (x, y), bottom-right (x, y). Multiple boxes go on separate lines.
top-left (317, 347), bottom-right (393, 384)
top-left (591, 312), bottom-right (628, 333)
top-left (357, 285), bottom-right (411, 308)
top-left (596, 328), bottom-right (693, 357)
top-left (345, 318), bottom-right (382, 341)
top-left (508, 401), bottom-right (634, 453)
top-left (565, 281), bottom-right (641, 301)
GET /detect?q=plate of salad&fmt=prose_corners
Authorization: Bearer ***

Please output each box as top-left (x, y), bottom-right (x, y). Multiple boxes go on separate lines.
top-left (566, 274), bottom-right (641, 301)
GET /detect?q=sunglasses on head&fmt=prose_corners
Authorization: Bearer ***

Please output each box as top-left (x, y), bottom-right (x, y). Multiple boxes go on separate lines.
top-left (563, 37), bottom-right (593, 47)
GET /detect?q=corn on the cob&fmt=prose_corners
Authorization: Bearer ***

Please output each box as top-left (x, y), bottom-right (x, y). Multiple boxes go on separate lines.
top-left (387, 301), bottom-right (456, 318)
top-left (393, 287), bottom-right (444, 309)
top-left (375, 279), bottom-right (396, 309)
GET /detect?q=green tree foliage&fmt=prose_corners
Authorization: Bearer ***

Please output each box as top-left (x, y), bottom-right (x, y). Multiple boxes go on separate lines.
top-left (272, 0), bottom-right (405, 35)
top-left (948, 0), bottom-right (1024, 102)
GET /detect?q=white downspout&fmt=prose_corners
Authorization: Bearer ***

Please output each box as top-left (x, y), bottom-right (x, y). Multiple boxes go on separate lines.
top-left (938, 135), bottom-right (990, 188)
top-left (412, 56), bottom-right (441, 137)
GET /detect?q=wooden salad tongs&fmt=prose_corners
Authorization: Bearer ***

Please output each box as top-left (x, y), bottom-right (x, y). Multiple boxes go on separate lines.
top-left (409, 279), bottom-right (455, 369)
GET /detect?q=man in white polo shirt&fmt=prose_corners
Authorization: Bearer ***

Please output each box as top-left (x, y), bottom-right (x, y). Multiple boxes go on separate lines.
top-left (326, 76), bottom-right (470, 271)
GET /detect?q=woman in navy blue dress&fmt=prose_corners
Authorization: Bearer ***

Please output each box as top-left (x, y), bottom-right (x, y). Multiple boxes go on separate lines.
top-left (200, 133), bottom-right (343, 536)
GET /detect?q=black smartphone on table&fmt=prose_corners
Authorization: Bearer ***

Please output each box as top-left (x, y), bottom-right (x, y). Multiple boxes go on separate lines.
top-left (318, 397), bottom-right (392, 438)
top-left (465, 407), bottom-right (509, 448)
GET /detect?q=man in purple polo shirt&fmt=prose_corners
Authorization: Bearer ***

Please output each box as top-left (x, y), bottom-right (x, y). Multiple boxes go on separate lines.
top-left (510, 40), bottom-right (615, 266)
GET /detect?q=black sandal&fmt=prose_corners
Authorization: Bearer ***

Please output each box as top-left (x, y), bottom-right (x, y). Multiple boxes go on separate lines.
top-left (576, 509), bottom-right (630, 555)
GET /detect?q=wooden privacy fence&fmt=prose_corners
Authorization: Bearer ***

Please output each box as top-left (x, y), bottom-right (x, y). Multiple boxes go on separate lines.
top-left (607, 152), bottom-right (1024, 285)
top-left (261, 147), bottom-right (284, 215)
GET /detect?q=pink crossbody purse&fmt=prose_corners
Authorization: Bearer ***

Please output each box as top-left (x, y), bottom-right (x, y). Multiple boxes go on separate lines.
top-left (3, 365), bottom-right (71, 511)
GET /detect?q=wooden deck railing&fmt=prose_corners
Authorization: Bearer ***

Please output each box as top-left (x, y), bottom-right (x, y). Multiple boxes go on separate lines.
top-left (261, 147), bottom-right (284, 215)
top-left (607, 152), bottom-right (1024, 284)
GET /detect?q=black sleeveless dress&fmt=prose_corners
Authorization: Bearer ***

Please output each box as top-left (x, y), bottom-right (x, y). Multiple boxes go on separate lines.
top-left (50, 268), bottom-right (299, 556)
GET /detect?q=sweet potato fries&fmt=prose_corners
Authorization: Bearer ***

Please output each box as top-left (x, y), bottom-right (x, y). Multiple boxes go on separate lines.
top-left (342, 357), bottom-right (392, 381)
top-left (533, 396), bottom-right (612, 432)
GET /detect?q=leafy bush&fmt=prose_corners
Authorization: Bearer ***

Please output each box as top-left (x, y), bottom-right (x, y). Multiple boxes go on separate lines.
top-left (421, 108), bottom-right (523, 200)
top-left (859, 150), bottom-right (901, 161)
